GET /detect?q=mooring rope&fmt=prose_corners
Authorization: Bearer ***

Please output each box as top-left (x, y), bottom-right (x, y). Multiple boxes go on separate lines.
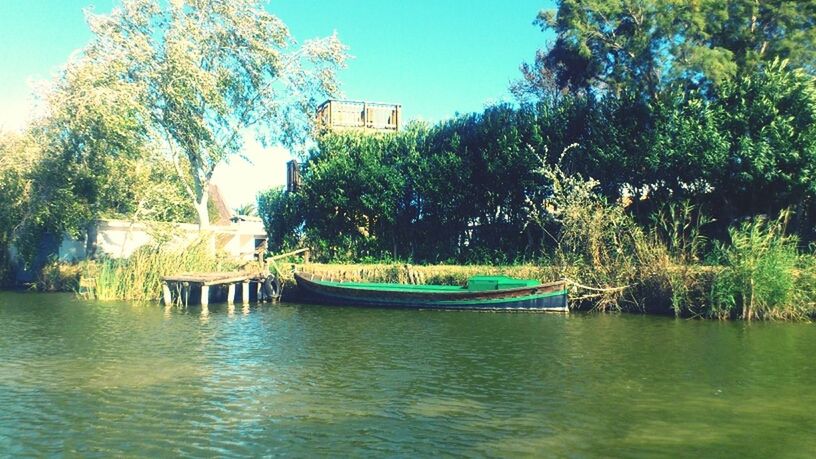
top-left (563, 277), bottom-right (632, 293)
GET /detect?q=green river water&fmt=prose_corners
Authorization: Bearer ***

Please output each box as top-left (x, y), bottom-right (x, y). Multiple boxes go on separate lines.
top-left (0, 292), bottom-right (814, 457)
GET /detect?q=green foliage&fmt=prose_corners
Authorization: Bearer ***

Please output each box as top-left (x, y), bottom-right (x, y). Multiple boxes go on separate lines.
top-left (528, 151), bottom-right (667, 310)
top-left (81, 238), bottom-right (233, 301)
top-left (257, 187), bottom-right (303, 251)
top-left (519, 0), bottom-right (816, 100)
top-left (714, 60), bottom-right (816, 220)
top-left (260, 61), bottom-right (816, 268)
top-left (8, 43), bottom-right (198, 266)
top-left (651, 202), bottom-right (711, 265)
top-left (649, 202), bottom-right (711, 316)
top-left (0, 132), bottom-right (39, 285)
top-left (304, 130), bottom-right (407, 259)
top-left (709, 212), bottom-right (805, 320)
top-left (3, 0), bottom-right (347, 274)
top-left (526, 60), bottom-right (816, 232)
top-left (534, 93), bottom-right (658, 201)
top-left (417, 105), bottom-right (547, 262)
top-left (234, 203), bottom-right (258, 217)
top-left (13, 49), bottom-right (149, 262)
top-left (526, 1), bottom-right (674, 98)
top-left (81, 0), bottom-right (348, 229)
top-left (685, 1), bottom-right (816, 78)
top-left (647, 60), bottom-right (816, 231)
top-left (269, 107), bottom-right (553, 264)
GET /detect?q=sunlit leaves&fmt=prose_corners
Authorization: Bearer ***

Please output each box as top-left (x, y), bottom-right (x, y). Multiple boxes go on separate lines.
top-left (82, 0), bottom-right (348, 227)
top-left (519, 0), bottom-right (816, 100)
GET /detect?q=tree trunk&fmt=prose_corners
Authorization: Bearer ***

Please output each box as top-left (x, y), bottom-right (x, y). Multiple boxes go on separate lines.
top-left (196, 190), bottom-right (210, 231)
top-left (195, 186), bottom-right (216, 255)
top-left (85, 221), bottom-right (98, 260)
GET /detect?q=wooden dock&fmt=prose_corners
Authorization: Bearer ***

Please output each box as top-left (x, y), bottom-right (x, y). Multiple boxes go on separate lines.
top-left (162, 272), bottom-right (269, 307)
top-left (161, 248), bottom-right (308, 307)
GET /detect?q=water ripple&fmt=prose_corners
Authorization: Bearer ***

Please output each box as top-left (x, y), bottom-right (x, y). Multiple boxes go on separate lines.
top-left (1, 293), bottom-right (816, 456)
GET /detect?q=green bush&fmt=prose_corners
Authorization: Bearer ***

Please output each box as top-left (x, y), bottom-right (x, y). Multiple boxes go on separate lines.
top-left (258, 187), bottom-right (303, 252)
top-left (709, 212), bottom-right (805, 320)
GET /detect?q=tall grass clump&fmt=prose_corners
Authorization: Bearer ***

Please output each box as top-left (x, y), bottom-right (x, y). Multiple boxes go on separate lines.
top-left (709, 211), bottom-right (808, 320)
top-left (81, 237), bottom-right (235, 301)
top-left (650, 202), bottom-right (712, 316)
top-left (527, 147), bottom-right (667, 310)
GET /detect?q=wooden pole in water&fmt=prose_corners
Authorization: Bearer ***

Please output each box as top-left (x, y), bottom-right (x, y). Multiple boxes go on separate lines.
top-left (182, 283), bottom-right (189, 307)
top-left (242, 281), bottom-right (250, 304)
top-left (163, 283), bottom-right (173, 305)
top-left (227, 283), bottom-right (235, 304)
top-left (200, 284), bottom-right (209, 307)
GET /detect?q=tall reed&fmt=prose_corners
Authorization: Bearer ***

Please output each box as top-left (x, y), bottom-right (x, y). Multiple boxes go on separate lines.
top-left (528, 151), bottom-right (668, 310)
top-left (650, 202), bottom-right (711, 316)
top-left (709, 212), bottom-right (807, 320)
top-left (81, 238), bottom-right (234, 301)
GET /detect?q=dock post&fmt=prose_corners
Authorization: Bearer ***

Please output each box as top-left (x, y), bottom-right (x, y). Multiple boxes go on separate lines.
top-left (200, 284), bottom-right (210, 307)
top-left (182, 283), bottom-right (189, 307)
top-left (227, 283), bottom-right (235, 304)
top-left (242, 281), bottom-right (250, 304)
top-left (163, 282), bottom-right (172, 305)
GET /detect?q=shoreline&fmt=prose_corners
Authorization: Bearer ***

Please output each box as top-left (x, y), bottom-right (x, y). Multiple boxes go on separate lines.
top-left (9, 260), bottom-right (814, 321)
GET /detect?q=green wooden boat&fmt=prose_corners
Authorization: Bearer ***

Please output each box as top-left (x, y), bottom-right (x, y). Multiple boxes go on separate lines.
top-left (293, 272), bottom-right (568, 311)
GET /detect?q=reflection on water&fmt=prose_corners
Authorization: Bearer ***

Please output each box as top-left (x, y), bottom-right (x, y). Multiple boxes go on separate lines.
top-left (1, 292), bottom-right (815, 457)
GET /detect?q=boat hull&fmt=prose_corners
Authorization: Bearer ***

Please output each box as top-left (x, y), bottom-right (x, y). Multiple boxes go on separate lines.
top-left (293, 273), bottom-right (568, 312)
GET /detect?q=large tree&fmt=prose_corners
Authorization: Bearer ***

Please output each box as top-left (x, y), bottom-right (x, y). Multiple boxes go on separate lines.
top-left (652, 60), bottom-right (816, 226)
top-left (0, 132), bottom-right (40, 283)
top-left (13, 47), bottom-right (197, 263)
top-left (517, 0), bottom-right (816, 100)
top-left (84, 0), bottom-right (347, 230)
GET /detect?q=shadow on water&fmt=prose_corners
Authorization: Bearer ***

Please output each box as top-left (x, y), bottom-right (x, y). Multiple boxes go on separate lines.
top-left (0, 292), bottom-right (814, 456)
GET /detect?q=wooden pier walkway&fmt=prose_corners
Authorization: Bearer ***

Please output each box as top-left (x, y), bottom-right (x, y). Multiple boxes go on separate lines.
top-left (161, 272), bottom-right (267, 306)
top-left (161, 248), bottom-right (309, 307)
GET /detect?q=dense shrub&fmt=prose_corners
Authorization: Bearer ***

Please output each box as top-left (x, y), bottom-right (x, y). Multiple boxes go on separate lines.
top-left (259, 62), bottom-right (816, 266)
top-left (709, 213), bottom-right (807, 320)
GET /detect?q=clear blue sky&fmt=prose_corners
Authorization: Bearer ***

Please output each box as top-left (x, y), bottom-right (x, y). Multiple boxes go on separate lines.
top-left (0, 0), bottom-right (554, 205)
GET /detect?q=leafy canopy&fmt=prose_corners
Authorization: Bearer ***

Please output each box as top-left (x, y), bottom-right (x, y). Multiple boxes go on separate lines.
top-left (83, 0), bottom-right (348, 228)
top-left (517, 0), bottom-right (816, 100)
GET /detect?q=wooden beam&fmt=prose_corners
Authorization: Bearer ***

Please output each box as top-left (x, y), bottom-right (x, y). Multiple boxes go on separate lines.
top-left (182, 283), bottom-right (190, 306)
top-left (202, 275), bottom-right (257, 286)
top-left (268, 248), bottom-right (310, 261)
top-left (162, 272), bottom-right (256, 286)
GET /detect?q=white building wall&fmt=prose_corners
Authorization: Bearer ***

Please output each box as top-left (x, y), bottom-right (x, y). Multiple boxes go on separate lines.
top-left (57, 219), bottom-right (266, 261)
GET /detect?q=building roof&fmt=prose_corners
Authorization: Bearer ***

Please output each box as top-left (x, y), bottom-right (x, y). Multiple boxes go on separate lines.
top-left (208, 183), bottom-right (233, 225)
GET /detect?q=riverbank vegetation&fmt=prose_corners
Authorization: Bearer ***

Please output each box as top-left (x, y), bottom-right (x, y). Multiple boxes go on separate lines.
top-left (30, 233), bottom-right (236, 301)
top-left (257, 2), bottom-right (816, 319)
top-left (0, 0), bottom-right (346, 286)
top-left (82, 239), bottom-right (237, 302)
top-left (3, 1), bottom-right (816, 319)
